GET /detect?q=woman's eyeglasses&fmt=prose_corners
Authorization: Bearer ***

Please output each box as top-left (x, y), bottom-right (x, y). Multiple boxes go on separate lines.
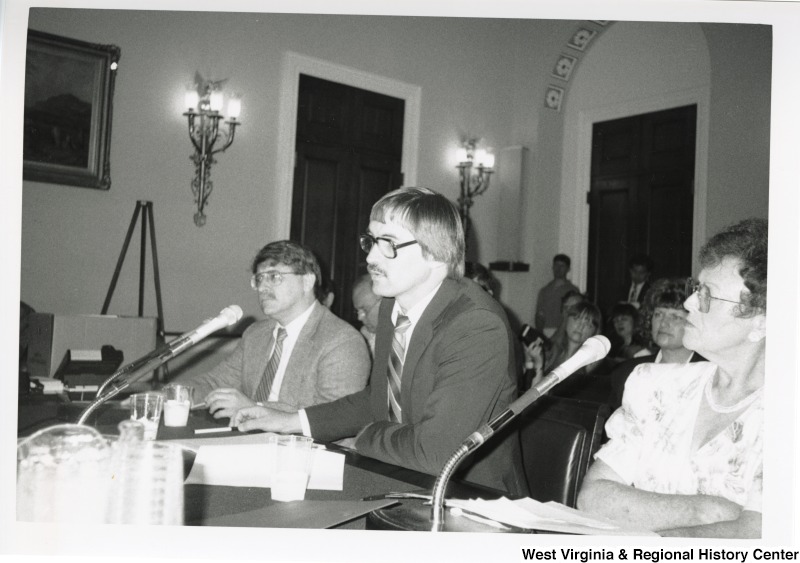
top-left (685, 277), bottom-right (744, 313)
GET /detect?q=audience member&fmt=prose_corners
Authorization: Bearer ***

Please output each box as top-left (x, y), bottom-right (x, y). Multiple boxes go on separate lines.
top-left (316, 276), bottom-right (336, 309)
top-left (351, 273), bottom-right (381, 356)
top-left (231, 187), bottom-right (526, 495)
top-left (608, 303), bottom-right (647, 361)
top-left (465, 261), bottom-right (497, 297)
top-left (178, 240), bottom-right (370, 418)
top-left (579, 218), bottom-right (767, 538)
top-left (534, 254), bottom-right (580, 338)
top-left (523, 300), bottom-right (603, 389)
top-left (609, 278), bottom-right (706, 410)
top-left (623, 253), bottom-right (654, 308)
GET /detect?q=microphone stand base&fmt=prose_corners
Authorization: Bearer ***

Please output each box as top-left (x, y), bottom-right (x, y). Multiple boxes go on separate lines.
top-left (366, 499), bottom-right (520, 533)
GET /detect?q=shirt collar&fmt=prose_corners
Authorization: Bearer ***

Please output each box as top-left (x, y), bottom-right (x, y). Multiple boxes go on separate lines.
top-left (278, 301), bottom-right (316, 337)
top-left (391, 281), bottom-right (443, 325)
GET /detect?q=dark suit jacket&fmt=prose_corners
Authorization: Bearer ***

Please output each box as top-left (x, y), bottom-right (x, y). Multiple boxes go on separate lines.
top-left (305, 277), bottom-right (527, 496)
top-left (622, 280), bottom-right (652, 306)
top-left (181, 301), bottom-right (370, 412)
top-left (608, 351), bottom-right (706, 411)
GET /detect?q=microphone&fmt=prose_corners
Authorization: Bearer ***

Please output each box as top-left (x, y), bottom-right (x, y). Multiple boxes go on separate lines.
top-left (460, 335), bottom-right (611, 452)
top-left (78, 305), bottom-right (243, 425)
top-left (426, 335), bottom-right (610, 530)
top-left (163, 304), bottom-right (243, 357)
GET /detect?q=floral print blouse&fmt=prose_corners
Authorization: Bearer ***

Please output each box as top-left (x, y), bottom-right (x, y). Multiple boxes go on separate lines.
top-left (595, 361), bottom-right (763, 512)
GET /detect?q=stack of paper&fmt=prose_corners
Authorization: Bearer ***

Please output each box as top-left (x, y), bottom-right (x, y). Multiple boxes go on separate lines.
top-left (183, 440), bottom-right (345, 491)
top-left (446, 497), bottom-right (657, 536)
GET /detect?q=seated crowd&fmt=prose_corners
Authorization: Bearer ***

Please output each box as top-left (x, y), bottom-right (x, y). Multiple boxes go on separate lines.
top-left (165, 187), bottom-right (765, 539)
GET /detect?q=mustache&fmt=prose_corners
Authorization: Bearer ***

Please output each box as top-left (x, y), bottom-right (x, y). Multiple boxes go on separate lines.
top-left (367, 265), bottom-right (386, 276)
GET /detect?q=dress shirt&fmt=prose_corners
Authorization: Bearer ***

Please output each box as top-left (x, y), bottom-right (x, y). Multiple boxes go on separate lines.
top-left (263, 301), bottom-right (316, 402)
top-left (298, 281), bottom-right (443, 437)
top-left (628, 282), bottom-right (644, 303)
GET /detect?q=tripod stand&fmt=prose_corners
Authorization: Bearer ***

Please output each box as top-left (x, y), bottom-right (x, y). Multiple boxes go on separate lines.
top-left (101, 200), bottom-right (166, 383)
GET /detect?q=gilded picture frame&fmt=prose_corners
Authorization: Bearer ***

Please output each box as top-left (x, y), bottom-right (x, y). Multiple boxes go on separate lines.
top-left (23, 30), bottom-right (120, 189)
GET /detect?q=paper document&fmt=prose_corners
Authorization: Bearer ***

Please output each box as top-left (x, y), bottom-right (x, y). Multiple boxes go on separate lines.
top-left (184, 443), bottom-right (344, 490)
top-left (446, 497), bottom-right (657, 536)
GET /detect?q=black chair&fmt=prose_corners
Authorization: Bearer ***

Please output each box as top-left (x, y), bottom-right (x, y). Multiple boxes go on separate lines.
top-left (516, 395), bottom-right (612, 506)
top-left (519, 416), bottom-right (588, 507)
top-left (550, 374), bottom-right (614, 406)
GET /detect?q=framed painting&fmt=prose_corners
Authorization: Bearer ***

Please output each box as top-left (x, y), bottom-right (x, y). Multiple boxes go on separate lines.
top-left (23, 30), bottom-right (120, 189)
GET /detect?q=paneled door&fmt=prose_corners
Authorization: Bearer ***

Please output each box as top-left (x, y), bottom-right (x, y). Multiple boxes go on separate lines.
top-left (587, 104), bottom-right (696, 318)
top-left (291, 74), bottom-right (405, 324)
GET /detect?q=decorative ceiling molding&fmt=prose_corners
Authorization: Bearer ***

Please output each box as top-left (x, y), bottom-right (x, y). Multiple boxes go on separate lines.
top-left (544, 20), bottom-right (614, 112)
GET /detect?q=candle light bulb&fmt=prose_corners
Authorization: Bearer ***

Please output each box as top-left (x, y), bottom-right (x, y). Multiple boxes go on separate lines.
top-left (209, 91), bottom-right (224, 112)
top-left (455, 147), bottom-right (468, 164)
top-left (185, 90), bottom-right (199, 110)
top-left (484, 152), bottom-right (495, 169)
top-left (227, 96), bottom-right (242, 119)
top-left (474, 149), bottom-right (487, 167)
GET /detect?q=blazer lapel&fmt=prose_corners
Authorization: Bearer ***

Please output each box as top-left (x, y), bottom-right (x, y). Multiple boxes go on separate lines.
top-left (400, 279), bottom-right (457, 405)
top-left (275, 301), bottom-right (323, 402)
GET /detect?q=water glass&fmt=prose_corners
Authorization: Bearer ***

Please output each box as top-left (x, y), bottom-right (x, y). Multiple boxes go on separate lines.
top-left (129, 392), bottom-right (164, 440)
top-left (163, 384), bottom-right (193, 427)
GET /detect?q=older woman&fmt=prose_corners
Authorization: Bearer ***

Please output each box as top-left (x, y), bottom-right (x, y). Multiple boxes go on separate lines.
top-left (577, 218), bottom-right (767, 538)
top-left (608, 278), bottom-right (706, 411)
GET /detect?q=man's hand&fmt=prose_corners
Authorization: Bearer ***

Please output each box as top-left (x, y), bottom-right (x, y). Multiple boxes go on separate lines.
top-left (232, 406), bottom-right (302, 434)
top-left (204, 388), bottom-right (256, 421)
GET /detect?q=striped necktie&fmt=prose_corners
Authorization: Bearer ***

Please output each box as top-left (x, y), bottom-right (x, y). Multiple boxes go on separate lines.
top-left (387, 314), bottom-right (411, 423)
top-left (254, 327), bottom-right (287, 403)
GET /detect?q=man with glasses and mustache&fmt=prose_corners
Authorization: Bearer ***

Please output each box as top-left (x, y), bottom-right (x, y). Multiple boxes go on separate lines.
top-left (179, 240), bottom-right (370, 420)
top-left (234, 187), bottom-right (526, 496)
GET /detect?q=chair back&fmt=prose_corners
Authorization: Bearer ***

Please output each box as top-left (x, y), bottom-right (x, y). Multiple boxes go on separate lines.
top-left (517, 395), bottom-right (612, 506)
top-left (519, 416), bottom-right (587, 507)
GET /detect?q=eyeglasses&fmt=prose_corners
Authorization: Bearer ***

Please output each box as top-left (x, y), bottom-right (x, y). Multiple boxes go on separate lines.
top-left (250, 270), bottom-right (301, 290)
top-left (359, 233), bottom-right (418, 259)
top-left (685, 277), bottom-right (744, 313)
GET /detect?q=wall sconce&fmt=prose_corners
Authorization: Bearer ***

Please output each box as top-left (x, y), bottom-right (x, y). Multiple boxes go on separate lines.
top-left (456, 138), bottom-right (494, 243)
top-left (183, 72), bottom-right (242, 227)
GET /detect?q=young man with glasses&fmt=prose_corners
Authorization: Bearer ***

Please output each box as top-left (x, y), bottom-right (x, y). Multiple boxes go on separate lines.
top-left (234, 187), bottom-right (526, 496)
top-left (178, 240), bottom-right (370, 420)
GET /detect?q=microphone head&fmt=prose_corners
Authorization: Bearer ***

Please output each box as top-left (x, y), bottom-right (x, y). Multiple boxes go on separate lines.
top-left (220, 305), bottom-right (243, 326)
top-left (583, 334), bottom-right (611, 357)
top-left (549, 334), bottom-right (611, 382)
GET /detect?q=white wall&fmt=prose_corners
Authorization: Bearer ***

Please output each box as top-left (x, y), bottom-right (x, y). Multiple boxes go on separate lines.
top-left (20, 10), bottom-right (547, 331)
top-left (18, 11), bottom-right (772, 334)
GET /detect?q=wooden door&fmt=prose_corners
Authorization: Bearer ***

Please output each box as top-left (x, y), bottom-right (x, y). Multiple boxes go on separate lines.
top-left (291, 74), bottom-right (404, 324)
top-left (587, 105), bottom-right (696, 318)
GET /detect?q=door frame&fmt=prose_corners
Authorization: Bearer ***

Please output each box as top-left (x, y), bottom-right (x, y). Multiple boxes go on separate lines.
top-left (274, 51), bottom-right (422, 238)
top-left (559, 86), bottom-right (710, 290)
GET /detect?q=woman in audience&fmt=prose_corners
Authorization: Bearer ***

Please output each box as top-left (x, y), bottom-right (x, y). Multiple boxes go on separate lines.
top-left (608, 278), bottom-right (705, 410)
top-left (607, 302), bottom-right (647, 361)
top-left (578, 218), bottom-right (767, 538)
top-left (524, 300), bottom-right (603, 387)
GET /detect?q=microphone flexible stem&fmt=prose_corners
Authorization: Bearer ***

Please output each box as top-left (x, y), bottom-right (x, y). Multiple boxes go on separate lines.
top-left (430, 443), bottom-right (471, 531)
top-left (77, 347), bottom-right (174, 425)
top-left (96, 343), bottom-right (170, 398)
